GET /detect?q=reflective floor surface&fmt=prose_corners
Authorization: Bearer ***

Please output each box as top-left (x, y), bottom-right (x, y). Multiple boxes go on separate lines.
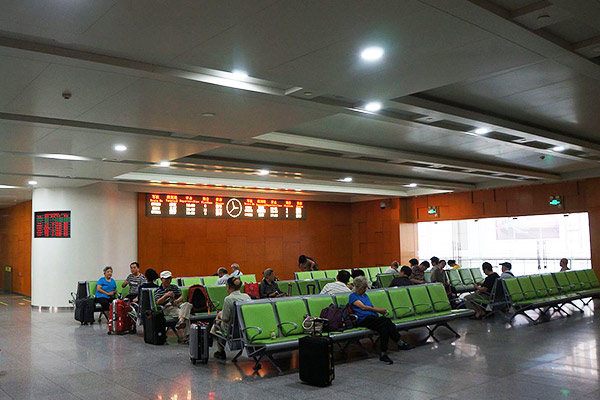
top-left (0, 294), bottom-right (598, 399)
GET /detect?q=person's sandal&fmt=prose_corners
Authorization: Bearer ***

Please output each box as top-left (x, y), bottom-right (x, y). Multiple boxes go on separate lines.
top-left (175, 320), bottom-right (186, 330)
top-left (379, 354), bottom-right (394, 364)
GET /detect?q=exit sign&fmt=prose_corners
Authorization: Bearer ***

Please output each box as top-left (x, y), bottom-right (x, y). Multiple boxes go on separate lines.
top-left (549, 196), bottom-right (562, 208)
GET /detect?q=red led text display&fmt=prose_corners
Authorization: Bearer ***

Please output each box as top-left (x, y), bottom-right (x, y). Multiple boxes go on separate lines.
top-left (146, 194), bottom-right (305, 220)
top-left (34, 211), bottom-right (71, 238)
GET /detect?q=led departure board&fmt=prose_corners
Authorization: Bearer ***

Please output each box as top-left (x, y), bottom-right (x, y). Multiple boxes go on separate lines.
top-left (34, 211), bottom-right (71, 238)
top-left (146, 194), bottom-right (305, 220)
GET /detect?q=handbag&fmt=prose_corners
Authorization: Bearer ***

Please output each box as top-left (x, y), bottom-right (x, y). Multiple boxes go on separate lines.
top-left (302, 315), bottom-right (327, 335)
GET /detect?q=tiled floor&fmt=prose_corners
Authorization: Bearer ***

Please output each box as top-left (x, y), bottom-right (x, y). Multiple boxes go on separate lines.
top-left (1, 294), bottom-right (599, 399)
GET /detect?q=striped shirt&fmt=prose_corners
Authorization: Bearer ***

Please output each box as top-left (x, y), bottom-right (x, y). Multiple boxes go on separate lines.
top-left (154, 284), bottom-right (182, 306)
top-left (125, 273), bottom-right (146, 295)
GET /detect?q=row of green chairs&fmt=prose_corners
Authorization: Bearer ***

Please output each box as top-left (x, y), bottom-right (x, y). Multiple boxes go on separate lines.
top-left (178, 274), bottom-right (256, 286)
top-left (445, 268), bottom-right (485, 292)
top-left (295, 266), bottom-right (391, 283)
top-left (235, 283), bottom-right (473, 374)
top-left (77, 280), bottom-right (133, 321)
top-left (277, 278), bottom-right (335, 296)
top-left (504, 269), bottom-right (600, 323)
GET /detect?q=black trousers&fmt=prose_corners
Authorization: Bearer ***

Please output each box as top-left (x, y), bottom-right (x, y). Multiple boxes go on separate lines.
top-left (359, 315), bottom-right (400, 352)
top-left (94, 297), bottom-right (113, 311)
top-left (125, 293), bottom-right (138, 301)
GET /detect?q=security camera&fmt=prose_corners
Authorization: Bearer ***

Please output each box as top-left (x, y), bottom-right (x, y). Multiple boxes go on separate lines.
top-left (380, 201), bottom-right (387, 210)
top-left (62, 91), bottom-right (72, 100)
top-left (540, 155), bottom-right (546, 160)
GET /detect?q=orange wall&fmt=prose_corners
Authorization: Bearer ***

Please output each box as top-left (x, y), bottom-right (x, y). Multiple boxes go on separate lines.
top-left (138, 194), bottom-right (353, 280)
top-left (0, 201), bottom-right (32, 296)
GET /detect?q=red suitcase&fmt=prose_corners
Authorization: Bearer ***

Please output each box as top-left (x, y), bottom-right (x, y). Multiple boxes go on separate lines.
top-left (108, 299), bottom-right (136, 335)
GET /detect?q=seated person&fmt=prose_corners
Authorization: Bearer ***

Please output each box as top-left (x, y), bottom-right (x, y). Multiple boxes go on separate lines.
top-left (349, 268), bottom-right (367, 290)
top-left (122, 261), bottom-right (146, 302)
top-left (384, 261), bottom-right (400, 275)
top-left (430, 259), bottom-right (448, 285)
top-left (215, 267), bottom-right (230, 285)
top-left (465, 262), bottom-right (500, 319)
top-left (409, 258), bottom-right (419, 269)
top-left (154, 270), bottom-right (193, 343)
top-left (137, 268), bottom-right (159, 303)
top-left (298, 255), bottom-right (318, 271)
top-left (430, 256), bottom-right (440, 271)
top-left (259, 268), bottom-right (283, 298)
top-left (349, 276), bottom-right (413, 365)
top-left (390, 266), bottom-right (413, 287)
top-left (500, 262), bottom-right (515, 279)
top-left (320, 270), bottom-right (352, 294)
top-left (448, 259), bottom-right (461, 269)
top-left (411, 261), bottom-right (429, 284)
top-left (230, 263), bottom-right (243, 276)
top-left (559, 258), bottom-right (569, 272)
top-left (212, 277), bottom-right (251, 360)
top-left (95, 266), bottom-right (116, 314)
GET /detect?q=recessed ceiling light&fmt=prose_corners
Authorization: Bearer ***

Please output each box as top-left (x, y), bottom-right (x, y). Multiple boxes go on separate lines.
top-left (114, 144), bottom-right (127, 152)
top-left (232, 70), bottom-right (249, 79)
top-left (257, 169), bottom-right (270, 176)
top-left (201, 112), bottom-right (216, 117)
top-left (159, 161), bottom-right (171, 167)
top-left (303, 91), bottom-right (313, 96)
top-left (537, 14), bottom-right (551, 22)
top-left (474, 128), bottom-right (490, 134)
top-left (552, 146), bottom-right (565, 152)
top-left (364, 102), bottom-right (382, 112)
top-left (361, 46), bottom-right (384, 61)
top-left (338, 177), bottom-right (353, 183)
top-left (28, 180), bottom-right (38, 185)
top-left (404, 183), bottom-right (418, 188)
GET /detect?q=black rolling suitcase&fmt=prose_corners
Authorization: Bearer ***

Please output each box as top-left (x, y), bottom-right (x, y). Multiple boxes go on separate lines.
top-left (74, 298), bottom-right (95, 325)
top-left (143, 310), bottom-right (167, 345)
top-left (299, 335), bottom-right (335, 386)
top-left (189, 323), bottom-right (210, 364)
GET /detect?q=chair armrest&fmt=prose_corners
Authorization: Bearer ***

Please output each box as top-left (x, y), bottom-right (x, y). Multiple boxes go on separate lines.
top-left (277, 321), bottom-right (298, 334)
top-left (431, 300), bottom-right (451, 307)
top-left (392, 305), bottom-right (414, 312)
top-left (412, 302), bottom-right (433, 312)
top-left (242, 326), bottom-right (263, 342)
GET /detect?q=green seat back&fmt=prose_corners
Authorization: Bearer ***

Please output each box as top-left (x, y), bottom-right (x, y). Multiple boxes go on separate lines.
top-left (367, 290), bottom-right (393, 313)
top-left (298, 280), bottom-right (317, 295)
top-left (205, 285), bottom-right (229, 311)
top-left (517, 277), bottom-right (537, 299)
top-left (296, 271), bottom-right (313, 280)
top-left (379, 267), bottom-right (389, 274)
top-left (529, 275), bottom-right (548, 297)
top-left (427, 284), bottom-right (451, 312)
top-left (459, 269), bottom-right (475, 285)
top-left (541, 274), bottom-right (560, 296)
top-left (504, 278), bottom-right (524, 301)
top-left (88, 281), bottom-right (97, 297)
top-left (333, 293), bottom-right (350, 306)
top-left (366, 267), bottom-right (381, 282)
top-left (585, 269), bottom-right (600, 288)
top-left (316, 278), bottom-right (335, 292)
top-left (148, 287), bottom-right (158, 309)
top-left (180, 287), bottom-right (189, 301)
top-left (182, 277), bottom-right (204, 286)
top-left (311, 270), bottom-right (326, 279)
top-left (447, 269), bottom-right (462, 286)
top-left (407, 286), bottom-right (433, 314)
top-left (203, 276), bottom-right (218, 285)
top-left (424, 271), bottom-right (432, 283)
top-left (274, 299), bottom-right (307, 336)
top-left (471, 268), bottom-right (485, 283)
top-left (240, 274), bottom-right (256, 284)
top-left (565, 271), bottom-right (583, 289)
top-left (575, 270), bottom-right (592, 289)
top-left (240, 303), bottom-right (278, 342)
top-left (118, 281), bottom-right (130, 298)
top-left (387, 287), bottom-right (414, 318)
top-left (378, 273), bottom-right (396, 288)
top-left (306, 296), bottom-right (334, 317)
top-left (325, 270), bottom-right (338, 278)
top-left (554, 272), bottom-right (573, 292)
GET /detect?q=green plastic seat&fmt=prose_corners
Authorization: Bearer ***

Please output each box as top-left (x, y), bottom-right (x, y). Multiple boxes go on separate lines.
top-left (447, 269), bottom-right (462, 286)
top-left (378, 273), bottom-right (396, 288)
top-left (366, 267), bottom-right (382, 282)
top-left (427, 284), bottom-right (452, 312)
top-left (316, 278), bottom-right (335, 292)
top-left (240, 274), bottom-right (256, 284)
top-left (554, 272), bottom-right (575, 293)
top-left (407, 286), bottom-right (434, 315)
top-left (367, 290), bottom-right (393, 315)
top-left (517, 277), bottom-right (538, 300)
top-left (333, 293), bottom-right (350, 306)
top-left (379, 267), bottom-right (389, 274)
top-left (181, 277), bottom-right (203, 286)
top-left (277, 280), bottom-right (300, 296)
top-left (529, 275), bottom-right (549, 298)
top-left (459, 269), bottom-right (475, 285)
top-left (424, 270), bottom-right (432, 283)
top-left (541, 274), bottom-right (560, 296)
top-left (565, 271), bottom-right (585, 291)
top-left (298, 280), bottom-right (317, 295)
top-left (88, 281), bottom-right (97, 297)
top-left (252, 334), bottom-right (306, 345)
top-left (116, 281), bottom-right (130, 298)
top-left (504, 279), bottom-right (524, 302)
top-left (240, 302), bottom-right (279, 343)
top-left (387, 287), bottom-right (415, 319)
top-left (311, 270), bottom-right (326, 279)
top-left (585, 269), bottom-right (600, 288)
top-left (324, 270), bottom-right (338, 278)
top-left (574, 271), bottom-right (591, 290)
top-left (180, 287), bottom-right (189, 301)
top-left (202, 276), bottom-right (218, 285)
top-left (274, 299), bottom-right (307, 336)
top-left (471, 268), bottom-right (485, 283)
top-left (296, 271), bottom-right (312, 280)
top-left (305, 296), bottom-right (334, 317)
top-left (205, 285), bottom-right (229, 311)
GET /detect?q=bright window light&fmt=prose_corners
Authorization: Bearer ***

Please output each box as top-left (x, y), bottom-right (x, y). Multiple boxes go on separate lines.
top-left (361, 47), bottom-right (384, 61)
top-left (364, 102), bottom-right (382, 112)
top-left (114, 144), bottom-right (127, 152)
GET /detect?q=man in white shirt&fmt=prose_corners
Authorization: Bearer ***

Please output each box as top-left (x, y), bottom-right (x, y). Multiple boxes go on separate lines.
top-left (384, 261), bottom-right (400, 275)
top-left (320, 270), bottom-right (351, 294)
top-left (215, 267), bottom-right (230, 285)
top-left (230, 263), bottom-right (243, 276)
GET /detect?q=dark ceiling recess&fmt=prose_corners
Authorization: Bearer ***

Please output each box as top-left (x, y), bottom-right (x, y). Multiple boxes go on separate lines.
top-left (303, 149), bottom-right (345, 157)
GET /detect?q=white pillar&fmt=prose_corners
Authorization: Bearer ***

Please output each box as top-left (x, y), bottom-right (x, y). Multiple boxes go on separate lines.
top-left (31, 183), bottom-right (137, 307)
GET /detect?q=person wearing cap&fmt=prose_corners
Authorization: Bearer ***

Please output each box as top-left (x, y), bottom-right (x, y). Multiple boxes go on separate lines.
top-left (448, 260), bottom-right (461, 269)
top-left (384, 261), bottom-right (400, 275)
top-left (500, 262), bottom-right (515, 279)
top-left (215, 267), bottom-right (230, 285)
top-left (230, 263), bottom-right (243, 276)
top-left (154, 270), bottom-right (193, 343)
top-left (559, 258), bottom-right (569, 272)
top-left (464, 262), bottom-right (501, 319)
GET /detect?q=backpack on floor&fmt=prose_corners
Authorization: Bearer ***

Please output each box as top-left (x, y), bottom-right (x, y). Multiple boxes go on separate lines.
top-left (319, 304), bottom-right (354, 332)
top-left (187, 284), bottom-right (212, 313)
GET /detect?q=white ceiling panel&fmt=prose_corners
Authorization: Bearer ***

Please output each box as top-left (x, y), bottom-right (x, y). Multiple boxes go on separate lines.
top-left (0, 120), bottom-right (56, 152)
top-left (0, 54), bottom-right (49, 107)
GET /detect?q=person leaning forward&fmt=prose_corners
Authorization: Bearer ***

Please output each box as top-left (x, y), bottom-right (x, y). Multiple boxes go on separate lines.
top-left (154, 270), bottom-right (193, 343)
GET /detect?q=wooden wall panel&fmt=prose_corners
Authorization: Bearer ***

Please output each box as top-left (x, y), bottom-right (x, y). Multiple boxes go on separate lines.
top-left (0, 201), bottom-right (32, 296)
top-left (138, 194), bottom-right (353, 281)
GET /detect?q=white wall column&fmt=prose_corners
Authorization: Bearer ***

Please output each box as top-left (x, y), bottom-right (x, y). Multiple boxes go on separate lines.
top-left (31, 183), bottom-right (137, 307)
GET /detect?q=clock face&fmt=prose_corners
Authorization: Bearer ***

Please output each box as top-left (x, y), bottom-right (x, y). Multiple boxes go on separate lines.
top-left (226, 198), bottom-right (243, 218)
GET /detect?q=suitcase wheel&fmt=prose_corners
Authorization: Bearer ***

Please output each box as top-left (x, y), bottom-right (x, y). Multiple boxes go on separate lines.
top-left (190, 358), bottom-right (197, 365)
top-left (107, 331), bottom-right (112, 335)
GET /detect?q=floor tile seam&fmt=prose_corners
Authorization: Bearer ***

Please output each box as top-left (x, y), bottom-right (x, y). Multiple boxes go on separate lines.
top-left (507, 371), bottom-right (600, 394)
top-left (333, 375), bottom-right (480, 397)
